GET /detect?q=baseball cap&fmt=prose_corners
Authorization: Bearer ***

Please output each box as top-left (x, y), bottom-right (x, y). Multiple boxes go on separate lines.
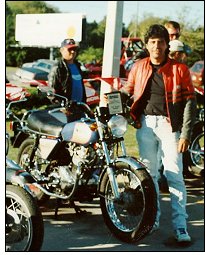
top-left (61, 38), bottom-right (78, 49)
top-left (169, 39), bottom-right (184, 52)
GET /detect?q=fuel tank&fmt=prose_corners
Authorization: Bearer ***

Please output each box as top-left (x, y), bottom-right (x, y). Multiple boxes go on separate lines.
top-left (61, 119), bottom-right (99, 146)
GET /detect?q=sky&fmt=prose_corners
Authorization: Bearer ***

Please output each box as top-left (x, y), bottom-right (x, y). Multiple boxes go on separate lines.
top-left (45, 1), bottom-right (204, 28)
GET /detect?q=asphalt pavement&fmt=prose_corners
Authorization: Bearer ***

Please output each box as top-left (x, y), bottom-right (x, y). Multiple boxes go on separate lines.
top-left (39, 176), bottom-right (204, 252)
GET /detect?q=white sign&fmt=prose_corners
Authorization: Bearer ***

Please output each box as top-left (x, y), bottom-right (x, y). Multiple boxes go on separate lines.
top-left (106, 92), bottom-right (123, 115)
top-left (15, 13), bottom-right (85, 47)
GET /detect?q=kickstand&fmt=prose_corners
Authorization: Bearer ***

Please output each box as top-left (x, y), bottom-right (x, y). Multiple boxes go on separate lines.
top-left (54, 199), bottom-right (87, 219)
top-left (54, 198), bottom-right (61, 219)
top-left (70, 201), bottom-right (87, 215)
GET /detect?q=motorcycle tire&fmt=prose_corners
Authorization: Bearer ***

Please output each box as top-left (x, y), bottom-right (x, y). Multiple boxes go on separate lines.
top-left (100, 161), bottom-right (157, 243)
top-left (6, 185), bottom-right (44, 251)
top-left (183, 122), bottom-right (204, 178)
top-left (17, 138), bottom-right (50, 205)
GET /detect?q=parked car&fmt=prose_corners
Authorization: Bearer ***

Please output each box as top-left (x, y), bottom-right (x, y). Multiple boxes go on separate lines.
top-left (13, 59), bottom-right (57, 86)
top-left (14, 59), bottom-right (92, 86)
top-left (22, 59), bottom-right (57, 73)
top-left (84, 61), bottom-right (102, 78)
top-left (189, 60), bottom-right (204, 87)
top-left (13, 67), bottom-right (50, 86)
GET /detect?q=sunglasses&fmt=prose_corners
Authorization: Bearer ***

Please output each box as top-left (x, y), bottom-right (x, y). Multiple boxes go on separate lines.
top-left (64, 39), bottom-right (75, 45)
top-left (170, 33), bottom-right (180, 38)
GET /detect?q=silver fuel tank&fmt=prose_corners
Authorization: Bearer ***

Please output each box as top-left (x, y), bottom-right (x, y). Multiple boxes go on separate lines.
top-left (61, 119), bottom-right (99, 146)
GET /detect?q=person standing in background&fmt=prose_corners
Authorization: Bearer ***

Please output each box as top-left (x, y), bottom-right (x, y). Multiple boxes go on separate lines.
top-left (165, 20), bottom-right (191, 58)
top-left (169, 39), bottom-right (187, 63)
top-left (48, 38), bottom-right (86, 103)
top-left (164, 20), bottom-right (181, 41)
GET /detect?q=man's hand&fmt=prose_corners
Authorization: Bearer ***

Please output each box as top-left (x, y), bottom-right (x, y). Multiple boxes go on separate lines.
top-left (178, 138), bottom-right (190, 153)
top-left (101, 94), bottom-right (108, 105)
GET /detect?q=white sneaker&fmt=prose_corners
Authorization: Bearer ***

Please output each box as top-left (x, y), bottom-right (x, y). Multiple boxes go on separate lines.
top-left (149, 221), bottom-right (160, 234)
top-left (175, 228), bottom-right (191, 242)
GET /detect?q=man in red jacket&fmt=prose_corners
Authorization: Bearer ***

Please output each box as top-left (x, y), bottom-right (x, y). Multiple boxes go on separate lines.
top-left (122, 24), bottom-right (196, 243)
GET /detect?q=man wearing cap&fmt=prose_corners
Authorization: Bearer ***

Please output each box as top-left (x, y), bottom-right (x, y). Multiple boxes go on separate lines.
top-left (169, 39), bottom-right (187, 63)
top-left (48, 38), bottom-right (86, 103)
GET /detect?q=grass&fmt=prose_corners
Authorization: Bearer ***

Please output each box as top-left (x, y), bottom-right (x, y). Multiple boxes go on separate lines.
top-left (124, 124), bottom-right (139, 157)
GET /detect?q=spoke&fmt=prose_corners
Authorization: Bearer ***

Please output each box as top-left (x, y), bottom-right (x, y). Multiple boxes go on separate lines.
top-left (105, 168), bottom-right (144, 232)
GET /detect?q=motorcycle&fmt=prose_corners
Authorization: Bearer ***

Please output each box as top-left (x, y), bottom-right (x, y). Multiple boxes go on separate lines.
top-left (9, 87), bottom-right (157, 243)
top-left (183, 86), bottom-right (204, 178)
top-left (6, 99), bottom-right (44, 251)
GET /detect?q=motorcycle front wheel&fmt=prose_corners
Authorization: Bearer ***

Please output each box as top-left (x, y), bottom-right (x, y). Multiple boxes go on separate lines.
top-left (183, 123), bottom-right (204, 178)
top-left (100, 161), bottom-right (157, 243)
top-left (6, 185), bottom-right (44, 251)
top-left (188, 132), bottom-right (204, 177)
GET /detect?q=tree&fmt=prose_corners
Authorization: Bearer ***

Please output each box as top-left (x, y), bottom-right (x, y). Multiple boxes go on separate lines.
top-left (128, 14), bottom-right (165, 39)
top-left (127, 14), bottom-right (204, 67)
top-left (7, 1), bottom-right (58, 14)
top-left (6, 1), bottom-right (58, 66)
top-left (6, 1), bottom-right (204, 68)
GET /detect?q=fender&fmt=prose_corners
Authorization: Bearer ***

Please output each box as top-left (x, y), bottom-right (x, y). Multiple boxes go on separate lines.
top-left (114, 156), bottom-right (146, 170)
top-left (99, 156), bottom-right (147, 194)
top-left (6, 167), bottom-right (36, 187)
top-left (11, 131), bottom-right (29, 148)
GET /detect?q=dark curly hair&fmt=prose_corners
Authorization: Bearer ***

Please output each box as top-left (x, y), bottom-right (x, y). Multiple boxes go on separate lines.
top-left (144, 24), bottom-right (170, 45)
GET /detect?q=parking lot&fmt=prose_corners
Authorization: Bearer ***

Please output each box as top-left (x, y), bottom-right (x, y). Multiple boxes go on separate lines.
top-left (40, 177), bottom-right (204, 252)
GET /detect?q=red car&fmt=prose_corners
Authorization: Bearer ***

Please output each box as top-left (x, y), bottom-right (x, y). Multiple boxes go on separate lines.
top-left (84, 61), bottom-right (102, 78)
top-left (189, 60), bottom-right (204, 87)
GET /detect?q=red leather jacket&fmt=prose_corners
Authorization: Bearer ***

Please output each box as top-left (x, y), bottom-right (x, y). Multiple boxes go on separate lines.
top-left (123, 57), bottom-right (197, 141)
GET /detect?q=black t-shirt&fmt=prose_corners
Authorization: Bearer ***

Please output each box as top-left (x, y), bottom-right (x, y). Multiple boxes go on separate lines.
top-left (141, 63), bottom-right (167, 116)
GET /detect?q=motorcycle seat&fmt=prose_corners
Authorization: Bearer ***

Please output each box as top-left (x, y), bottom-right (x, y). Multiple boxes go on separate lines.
top-left (27, 109), bottom-right (65, 137)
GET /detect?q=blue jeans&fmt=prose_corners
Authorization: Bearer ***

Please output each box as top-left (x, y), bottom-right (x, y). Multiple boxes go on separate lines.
top-left (136, 115), bottom-right (188, 231)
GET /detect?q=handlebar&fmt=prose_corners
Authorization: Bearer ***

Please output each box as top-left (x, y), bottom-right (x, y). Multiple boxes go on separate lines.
top-left (38, 86), bottom-right (93, 117)
top-left (6, 98), bottom-right (27, 120)
top-left (37, 86), bottom-right (68, 107)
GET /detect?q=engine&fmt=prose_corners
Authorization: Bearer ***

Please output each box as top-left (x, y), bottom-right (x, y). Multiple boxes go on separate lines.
top-left (46, 142), bottom-right (103, 195)
top-left (66, 142), bottom-right (97, 166)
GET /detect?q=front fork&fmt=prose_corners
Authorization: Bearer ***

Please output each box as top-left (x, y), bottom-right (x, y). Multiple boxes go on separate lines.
top-left (102, 140), bottom-right (121, 199)
top-left (96, 116), bottom-right (126, 200)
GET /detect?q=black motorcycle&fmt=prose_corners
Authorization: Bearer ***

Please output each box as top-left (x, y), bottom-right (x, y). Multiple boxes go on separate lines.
top-left (6, 100), bottom-right (44, 252)
top-left (9, 87), bottom-right (157, 243)
top-left (183, 108), bottom-right (204, 178)
top-left (183, 86), bottom-right (204, 178)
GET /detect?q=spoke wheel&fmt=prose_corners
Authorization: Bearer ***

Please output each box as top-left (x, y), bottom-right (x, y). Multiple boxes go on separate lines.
top-left (100, 162), bottom-right (157, 243)
top-left (6, 185), bottom-right (44, 251)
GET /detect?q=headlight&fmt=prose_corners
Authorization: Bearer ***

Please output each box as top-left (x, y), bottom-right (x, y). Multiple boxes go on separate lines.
top-left (108, 115), bottom-right (128, 137)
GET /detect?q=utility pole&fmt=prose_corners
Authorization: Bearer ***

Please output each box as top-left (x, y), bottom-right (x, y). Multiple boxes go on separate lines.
top-left (135, 1), bottom-right (139, 37)
top-left (49, 47), bottom-right (54, 60)
top-left (100, 1), bottom-right (124, 106)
